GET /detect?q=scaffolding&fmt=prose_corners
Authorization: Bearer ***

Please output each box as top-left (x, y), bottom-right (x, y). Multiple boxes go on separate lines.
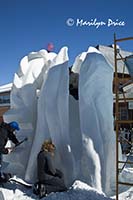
top-left (114, 34), bottom-right (133, 200)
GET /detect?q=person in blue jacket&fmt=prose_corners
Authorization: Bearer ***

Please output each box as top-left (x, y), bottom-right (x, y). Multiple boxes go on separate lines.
top-left (0, 121), bottom-right (20, 183)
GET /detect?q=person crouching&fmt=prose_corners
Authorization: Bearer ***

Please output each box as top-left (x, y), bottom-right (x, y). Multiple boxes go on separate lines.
top-left (34, 139), bottom-right (67, 199)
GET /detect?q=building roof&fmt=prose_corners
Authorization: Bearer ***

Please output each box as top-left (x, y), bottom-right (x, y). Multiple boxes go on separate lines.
top-left (0, 83), bottom-right (12, 93)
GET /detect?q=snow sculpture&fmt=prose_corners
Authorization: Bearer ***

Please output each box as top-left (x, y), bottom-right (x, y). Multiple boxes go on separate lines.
top-left (3, 46), bottom-right (116, 195)
top-left (79, 48), bottom-right (115, 194)
top-left (3, 49), bottom-right (57, 177)
top-left (25, 47), bottom-right (75, 186)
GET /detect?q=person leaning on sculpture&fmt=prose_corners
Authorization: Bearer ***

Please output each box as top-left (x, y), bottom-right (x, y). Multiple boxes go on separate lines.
top-left (34, 139), bottom-right (67, 198)
top-left (0, 121), bottom-right (20, 183)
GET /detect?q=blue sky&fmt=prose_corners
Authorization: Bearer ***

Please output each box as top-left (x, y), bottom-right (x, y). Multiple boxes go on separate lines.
top-left (0, 0), bottom-right (133, 85)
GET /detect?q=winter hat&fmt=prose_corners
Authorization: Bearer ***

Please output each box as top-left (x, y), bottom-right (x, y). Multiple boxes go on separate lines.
top-left (9, 121), bottom-right (20, 131)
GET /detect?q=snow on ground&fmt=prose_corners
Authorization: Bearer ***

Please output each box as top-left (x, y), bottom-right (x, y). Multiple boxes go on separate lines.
top-left (0, 181), bottom-right (112, 200)
top-left (118, 188), bottom-right (133, 200)
top-left (0, 180), bottom-right (133, 200)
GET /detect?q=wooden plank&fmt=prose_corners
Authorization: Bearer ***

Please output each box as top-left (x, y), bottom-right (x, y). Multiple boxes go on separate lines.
top-left (114, 98), bottom-right (133, 101)
top-left (116, 58), bottom-right (125, 61)
top-left (117, 120), bottom-right (133, 124)
top-left (114, 33), bottom-right (119, 200)
top-left (118, 181), bottom-right (133, 186)
top-left (115, 37), bottom-right (133, 42)
top-left (118, 161), bottom-right (133, 164)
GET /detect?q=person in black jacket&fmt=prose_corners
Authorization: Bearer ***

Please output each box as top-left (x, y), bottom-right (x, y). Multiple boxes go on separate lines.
top-left (0, 121), bottom-right (20, 183)
top-left (34, 139), bottom-right (67, 198)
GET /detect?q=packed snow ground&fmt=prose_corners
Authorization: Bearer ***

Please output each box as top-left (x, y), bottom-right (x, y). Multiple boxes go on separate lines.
top-left (0, 180), bottom-right (133, 200)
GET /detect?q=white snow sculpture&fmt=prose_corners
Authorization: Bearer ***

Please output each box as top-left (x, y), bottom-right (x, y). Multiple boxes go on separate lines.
top-left (25, 47), bottom-right (75, 186)
top-left (3, 50), bottom-right (57, 177)
top-left (3, 46), bottom-right (117, 196)
top-left (79, 48), bottom-right (115, 194)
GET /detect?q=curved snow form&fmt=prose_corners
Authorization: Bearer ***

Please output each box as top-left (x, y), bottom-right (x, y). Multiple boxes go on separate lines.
top-left (72, 52), bottom-right (87, 73)
top-left (3, 49), bottom-right (57, 177)
top-left (3, 46), bottom-right (119, 195)
top-left (25, 47), bottom-right (75, 186)
top-left (72, 47), bottom-right (101, 74)
top-left (79, 48), bottom-right (115, 194)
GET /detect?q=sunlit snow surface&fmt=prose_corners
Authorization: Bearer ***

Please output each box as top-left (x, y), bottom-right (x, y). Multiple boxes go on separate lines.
top-left (2, 47), bottom-right (133, 199)
top-left (0, 180), bottom-right (132, 200)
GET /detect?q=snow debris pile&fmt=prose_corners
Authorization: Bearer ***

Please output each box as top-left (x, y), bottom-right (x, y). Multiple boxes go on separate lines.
top-left (1, 46), bottom-right (133, 200)
top-left (0, 180), bottom-right (112, 200)
top-left (43, 180), bottom-right (113, 200)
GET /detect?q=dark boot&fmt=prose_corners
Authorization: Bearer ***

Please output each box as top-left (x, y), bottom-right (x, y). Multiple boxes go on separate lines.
top-left (3, 173), bottom-right (12, 181)
top-left (39, 183), bottom-right (46, 199)
top-left (33, 182), bottom-right (40, 195)
top-left (0, 173), bottom-right (8, 184)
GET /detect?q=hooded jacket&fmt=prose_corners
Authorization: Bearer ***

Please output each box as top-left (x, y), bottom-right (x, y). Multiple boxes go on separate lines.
top-left (0, 122), bottom-right (19, 154)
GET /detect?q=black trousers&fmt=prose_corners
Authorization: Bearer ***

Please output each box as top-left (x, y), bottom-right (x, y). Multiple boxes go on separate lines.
top-left (40, 176), bottom-right (67, 194)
